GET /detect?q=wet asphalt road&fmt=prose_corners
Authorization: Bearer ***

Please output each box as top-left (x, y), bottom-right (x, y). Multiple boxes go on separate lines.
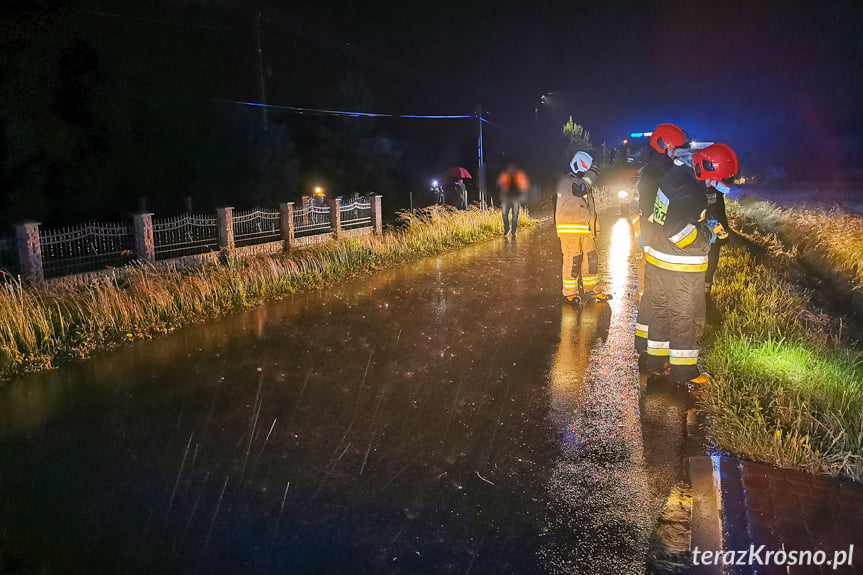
top-left (0, 216), bottom-right (688, 574)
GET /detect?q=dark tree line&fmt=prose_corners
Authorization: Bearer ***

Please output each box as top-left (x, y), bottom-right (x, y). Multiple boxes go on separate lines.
top-left (0, 1), bottom-right (402, 228)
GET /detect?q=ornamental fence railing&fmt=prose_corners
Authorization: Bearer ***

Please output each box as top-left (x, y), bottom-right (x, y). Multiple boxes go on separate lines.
top-left (293, 204), bottom-right (332, 238)
top-left (153, 212), bottom-right (220, 260)
top-left (2, 195), bottom-right (382, 282)
top-left (232, 208), bottom-right (281, 247)
top-left (340, 198), bottom-right (373, 230)
top-left (40, 221), bottom-right (136, 278)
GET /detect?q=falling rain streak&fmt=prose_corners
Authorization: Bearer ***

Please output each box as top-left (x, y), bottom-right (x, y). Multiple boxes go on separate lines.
top-left (0, 217), bottom-right (676, 573)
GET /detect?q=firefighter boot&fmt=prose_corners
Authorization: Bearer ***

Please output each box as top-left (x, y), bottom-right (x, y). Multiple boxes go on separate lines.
top-left (565, 294), bottom-right (583, 306)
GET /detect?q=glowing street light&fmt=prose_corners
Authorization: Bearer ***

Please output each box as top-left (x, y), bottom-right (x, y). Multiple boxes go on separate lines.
top-left (313, 186), bottom-right (325, 197)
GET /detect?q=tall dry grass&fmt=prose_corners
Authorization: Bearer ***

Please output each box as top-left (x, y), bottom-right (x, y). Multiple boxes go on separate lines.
top-left (0, 206), bottom-right (532, 380)
top-left (729, 198), bottom-right (863, 289)
top-left (701, 239), bottom-right (863, 480)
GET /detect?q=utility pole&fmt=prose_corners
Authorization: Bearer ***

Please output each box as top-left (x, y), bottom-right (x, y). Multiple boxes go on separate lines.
top-left (255, 9), bottom-right (268, 131)
top-left (476, 106), bottom-right (486, 208)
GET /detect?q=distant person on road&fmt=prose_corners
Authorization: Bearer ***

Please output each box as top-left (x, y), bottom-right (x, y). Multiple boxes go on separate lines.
top-left (496, 164), bottom-right (530, 236)
top-left (554, 151), bottom-right (612, 305)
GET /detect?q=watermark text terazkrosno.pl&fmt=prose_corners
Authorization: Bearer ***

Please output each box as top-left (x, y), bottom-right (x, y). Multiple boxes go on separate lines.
top-left (692, 545), bottom-right (854, 570)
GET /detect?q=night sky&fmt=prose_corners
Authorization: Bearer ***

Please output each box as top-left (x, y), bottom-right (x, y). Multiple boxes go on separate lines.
top-left (291, 0), bottom-right (862, 171)
top-left (2, 0), bottom-right (862, 224)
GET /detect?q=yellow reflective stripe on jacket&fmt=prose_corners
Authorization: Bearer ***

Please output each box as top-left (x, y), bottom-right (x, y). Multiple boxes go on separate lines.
top-left (644, 246), bottom-right (708, 273)
top-left (635, 322), bottom-right (648, 339)
top-left (556, 224), bottom-right (591, 234)
top-left (670, 224), bottom-right (698, 248)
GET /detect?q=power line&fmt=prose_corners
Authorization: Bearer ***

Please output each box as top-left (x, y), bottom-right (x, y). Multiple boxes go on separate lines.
top-left (225, 99), bottom-right (473, 119)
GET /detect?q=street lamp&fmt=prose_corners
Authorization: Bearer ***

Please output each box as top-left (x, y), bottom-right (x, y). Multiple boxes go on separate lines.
top-left (313, 186), bottom-right (325, 197)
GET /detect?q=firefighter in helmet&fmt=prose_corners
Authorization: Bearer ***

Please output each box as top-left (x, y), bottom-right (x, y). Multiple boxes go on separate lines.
top-left (700, 144), bottom-right (737, 296)
top-left (642, 142), bottom-right (739, 386)
top-left (555, 151), bottom-right (612, 305)
top-left (634, 124), bottom-right (691, 369)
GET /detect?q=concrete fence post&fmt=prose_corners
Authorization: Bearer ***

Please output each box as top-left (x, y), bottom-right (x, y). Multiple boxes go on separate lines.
top-left (301, 196), bottom-right (311, 226)
top-left (371, 195), bottom-right (383, 235)
top-left (15, 222), bottom-right (43, 282)
top-left (216, 207), bottom-right (234, 250)
top-left (280, 202), bottom-right (295, 249)
top-left (329, 197), bottom-right (342, 238)
top-left (132, 213), bottom-right (155, 262)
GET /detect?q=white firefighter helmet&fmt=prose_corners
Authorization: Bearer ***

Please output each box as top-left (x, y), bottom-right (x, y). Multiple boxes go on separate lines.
top-left (570, 151), bottom-right (594, 174)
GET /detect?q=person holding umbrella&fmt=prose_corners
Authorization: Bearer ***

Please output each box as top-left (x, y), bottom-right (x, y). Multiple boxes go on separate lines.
top-left (445, 167), bottom-right (472, 209)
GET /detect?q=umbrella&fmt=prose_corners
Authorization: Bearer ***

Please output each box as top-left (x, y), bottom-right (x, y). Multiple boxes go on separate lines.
top-left (446, 167), bottom-right (472, 179)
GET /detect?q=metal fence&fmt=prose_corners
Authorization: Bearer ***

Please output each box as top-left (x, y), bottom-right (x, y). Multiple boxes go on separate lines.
top-left (340, 198), bottom-right (373, 230)
top-left (153, 213), bottom-right (219, 260)
top-left (0, 234), bottom-right (18, 276)
top-left (39, 221), bottom-right (135, 278)
top-left (293, 204), bottom-right (332, 238)
top-left (232, 208), bottom-right (281, 247)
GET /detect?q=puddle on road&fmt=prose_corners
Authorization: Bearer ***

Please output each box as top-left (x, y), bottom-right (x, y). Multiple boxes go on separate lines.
top-left (0, 218), bottom-right (685, 574)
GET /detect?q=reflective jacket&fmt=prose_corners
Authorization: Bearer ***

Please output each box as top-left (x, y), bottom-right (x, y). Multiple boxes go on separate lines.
top-left (497, 169), bottom-right (530, 200)
top-left (644, 165), bottom-right (711, 273)
top-left (555, 171), bottom-right (597, 236)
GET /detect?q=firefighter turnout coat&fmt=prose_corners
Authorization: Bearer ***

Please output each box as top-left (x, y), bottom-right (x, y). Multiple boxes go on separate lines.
top-left (555, 169), bottom-right (600, 297)
top-left (639, 165), bottom-right (712, 381)
top-left (634, 151), bottom-right (675, 355)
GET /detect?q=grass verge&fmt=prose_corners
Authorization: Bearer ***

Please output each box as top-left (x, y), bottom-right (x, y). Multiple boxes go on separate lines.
top-left (700, 235), bottom-right (863, 480)
top-left (729, 197), bottom-right (863, 289)
top-left (0, 206), bottom-right (535, 381)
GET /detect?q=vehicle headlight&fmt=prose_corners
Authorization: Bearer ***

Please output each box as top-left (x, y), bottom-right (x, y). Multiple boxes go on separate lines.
top-left (617, 190), bottom-right (629, 199)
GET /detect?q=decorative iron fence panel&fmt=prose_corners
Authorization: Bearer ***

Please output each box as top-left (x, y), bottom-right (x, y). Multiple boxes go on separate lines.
top-left (293, 204), bottom-right (332, 238)
top-left (232, 208), bottom-right (281, 247)
top-left (0, 235), bottom-right (18, 277)
top-left (40, 222), bottom-right (135, 278)
top-left (340, 199), bottom-right (373, 230)
top-left (153, 213), bottom-right (219, 259)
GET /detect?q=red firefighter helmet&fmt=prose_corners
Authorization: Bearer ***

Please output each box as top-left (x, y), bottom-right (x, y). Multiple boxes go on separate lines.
top-left (649, 124), bottom-right (690, 154)
top-left (693, 143), bottom-right (739, 181)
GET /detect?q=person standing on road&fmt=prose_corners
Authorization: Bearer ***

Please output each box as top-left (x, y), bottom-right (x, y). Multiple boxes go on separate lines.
top-left (555, 151), bottom-right (612, 305)
top-left (702, 146), bottom-right (737, 296)
top-left (634, 124), bottom-right (691, 369)
top-left (496, 164), bottom-right (530, 236)
top-left (644, 143), bottom-right (739, 387)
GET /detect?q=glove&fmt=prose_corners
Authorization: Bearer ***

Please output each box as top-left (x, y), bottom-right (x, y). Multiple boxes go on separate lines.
top-left (711, 220), bottom-right (729, 240)
top-left (708, 219), bottom-right (728, 244)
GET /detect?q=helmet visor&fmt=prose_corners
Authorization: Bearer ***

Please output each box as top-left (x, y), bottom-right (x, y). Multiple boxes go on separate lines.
top-left (695, 159), bottom-right (716, 179)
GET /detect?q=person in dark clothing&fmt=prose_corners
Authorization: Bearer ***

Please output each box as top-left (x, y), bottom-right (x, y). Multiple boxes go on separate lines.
top-left (452, 179), bottom-right (468, 209)
top-left (704, 178), bottom-right (731, 293)
top-left (496, 164), bottom-right (530, 236)
top-left (634, 124), bottom-right (691, 366)
top-left (643, 143), bottom-right (738, 387)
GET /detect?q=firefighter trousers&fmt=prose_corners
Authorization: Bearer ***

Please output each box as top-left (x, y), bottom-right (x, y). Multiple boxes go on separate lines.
top-left (640, 264), bottom-right (706, 382)
top-left (634, 260), bottom-right (653, 355)
top-left (559, 235), bottom-right (599, 297)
